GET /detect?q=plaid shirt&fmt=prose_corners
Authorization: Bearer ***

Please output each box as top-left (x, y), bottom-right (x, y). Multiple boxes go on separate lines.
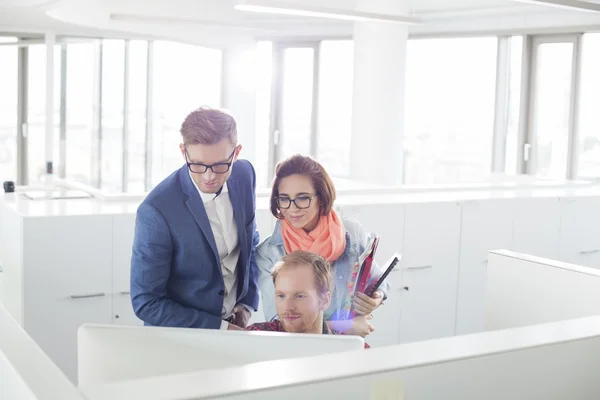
top-left (246, 320), bottom-right (370, 349)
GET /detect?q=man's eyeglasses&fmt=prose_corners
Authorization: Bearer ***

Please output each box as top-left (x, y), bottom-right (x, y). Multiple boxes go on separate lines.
top-left (185, 148), bottom-right (236, 174)
top-left (276, 194), bottom-right (317, 210)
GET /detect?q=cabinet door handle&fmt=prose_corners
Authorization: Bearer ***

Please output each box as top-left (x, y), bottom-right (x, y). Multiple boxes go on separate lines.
top-left (120, 291), bottom-right (130, 295)
top-left (580, 249), bottom-right (600, 255)
top-left (407, 265), bottom-right (432, 270)
top-left (70, 293), bottom-right (106, 299)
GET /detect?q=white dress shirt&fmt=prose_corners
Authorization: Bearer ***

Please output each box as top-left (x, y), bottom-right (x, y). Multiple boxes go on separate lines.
top-left (191, 175), bottom-right (245, 330)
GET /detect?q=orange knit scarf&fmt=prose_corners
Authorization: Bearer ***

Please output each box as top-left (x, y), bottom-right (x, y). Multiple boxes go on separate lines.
top-left (280, 210), bottom-right (346, 262)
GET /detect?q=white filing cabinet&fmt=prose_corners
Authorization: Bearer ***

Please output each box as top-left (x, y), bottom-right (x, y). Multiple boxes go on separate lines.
top-left (0, 203), bottom-right (24, 323)
top-left (559, 196), bottom-right (600, 269)
top-left (399, 201), bottom-right (461, 343)
top-left (22, 215), bottom-right (113, 383)
top-left (456, 199), bottom-right (513, 335)
top-left (511, 197), bottom-right (562, 260)
top-left (342, 203), bottom-right (405, 347)
top-left (112, 214), bottom-right (143, 326)
top-left (255, 208), bottom-right (275, 243)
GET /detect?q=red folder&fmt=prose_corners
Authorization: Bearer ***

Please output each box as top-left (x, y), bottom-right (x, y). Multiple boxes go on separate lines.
top-left (349, 235), bottom-right (380, 318)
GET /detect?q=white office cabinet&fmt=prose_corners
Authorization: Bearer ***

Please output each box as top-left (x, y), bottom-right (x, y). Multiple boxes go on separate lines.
top-left (112, 214), bottom-right (142, 326)
top-left (368, 268), bottom-right (403, 347)
top-left (456, 200), bottom-right (513, 335)
top-left (342, 203), bottom-right (405, 347)
top-left (400, 202), bottom-right (461, 343)
top-left (0, 266), bottom-right (4, 305)
top-left (255, 208), bottom-right (274, 243)
top-left (0, 204), bottom-right (23, 323)
top-left (341, 203), bottom-right (405, 265)
top-left (22, 216), bottom-right (113, 383)
top-left (512, 197), bottom-right (561, 260)
top-left (559, 196), bottom-right (600, 269)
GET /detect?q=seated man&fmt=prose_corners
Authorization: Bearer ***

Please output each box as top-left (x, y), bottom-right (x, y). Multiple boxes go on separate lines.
top-left (246, 250), bottom-right (369, 348)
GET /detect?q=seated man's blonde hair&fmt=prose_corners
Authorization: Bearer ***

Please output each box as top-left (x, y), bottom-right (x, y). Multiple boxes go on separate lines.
top-left (271, 251), bottom-right (333, 296)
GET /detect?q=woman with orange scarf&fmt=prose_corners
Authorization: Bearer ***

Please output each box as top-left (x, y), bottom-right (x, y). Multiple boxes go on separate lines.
top-left (256, 155), bottom-right (390, 337)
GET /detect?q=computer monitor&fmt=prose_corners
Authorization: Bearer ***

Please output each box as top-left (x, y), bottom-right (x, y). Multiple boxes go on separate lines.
top-left (77, 324), bottom-right (364, 387)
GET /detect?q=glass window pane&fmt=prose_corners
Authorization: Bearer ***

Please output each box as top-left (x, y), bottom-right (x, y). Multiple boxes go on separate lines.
top-left (404, 37), bottom-right (498, 184)
top-left (0, 43), bottom-right (18, 183)
top-left (530, 41), bottom-right (573, 179)
top-left (577, 33), bottom-right (600, 179)
top-left (126, 40), bottom-right (148, 193)
top-left (66, 42), bottom-right (97, 186)
top-left (255, 41), bottom-right (272, 188)
top-left (100, 39), bottom-right (125, 192)
top-left (279, 47), bottom-right (314, 161)
top-left (504, 36), bottom-right (523, 175)
top-left (317, 40), bottom-right (353, 178)
top-left (27, 44), bottom-right (61, 184)
top-left (151, 41), bottom-right (222, 187)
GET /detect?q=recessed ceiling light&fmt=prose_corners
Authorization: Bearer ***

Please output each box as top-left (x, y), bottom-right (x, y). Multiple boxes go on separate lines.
top-left (234, 0), bottom-right (422, 25)
top-left (510, 0), bottom-right (600, 13)
top-left (0, 37), bottom-right (18, 43)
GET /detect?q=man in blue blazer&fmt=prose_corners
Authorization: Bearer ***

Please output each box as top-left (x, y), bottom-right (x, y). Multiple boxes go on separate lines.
top-left (131, 106), bottom-right (259, 330)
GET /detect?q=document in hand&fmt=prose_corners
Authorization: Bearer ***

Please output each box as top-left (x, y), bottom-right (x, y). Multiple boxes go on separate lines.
top-left (339, 235), bottom-right (380, 320)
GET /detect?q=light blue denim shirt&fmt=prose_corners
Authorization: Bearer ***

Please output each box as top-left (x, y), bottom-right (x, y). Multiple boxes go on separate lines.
top-left (256, 216), bottom-right (391, 322)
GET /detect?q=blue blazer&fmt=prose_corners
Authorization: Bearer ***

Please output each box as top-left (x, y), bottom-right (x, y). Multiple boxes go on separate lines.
top-left (130, 160), bottom-right (260, 329)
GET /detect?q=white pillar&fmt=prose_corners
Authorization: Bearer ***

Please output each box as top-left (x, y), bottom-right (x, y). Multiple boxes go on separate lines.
top-left (350, 1), bottom-right (409, 186)
top-left (221, 41), bottom-right (258, 167)
top-left (45, 32), bottom-right (55, 182)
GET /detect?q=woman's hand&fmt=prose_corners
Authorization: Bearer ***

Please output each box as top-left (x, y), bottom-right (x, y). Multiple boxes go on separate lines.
top-left (348, 315), bottom-right (374, 337)
top-left (352, 291), bottom-right (384, 316)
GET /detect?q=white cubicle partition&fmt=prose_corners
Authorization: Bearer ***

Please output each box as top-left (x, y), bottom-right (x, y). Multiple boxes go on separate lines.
top-left (0, 305), bottom-right (85, 400)
top-left (81, 315), bottom-right (600, 400)
top-left (486, 250), bottom-right (600, 331)
top-left (78, 324), bottom-right (364, 387)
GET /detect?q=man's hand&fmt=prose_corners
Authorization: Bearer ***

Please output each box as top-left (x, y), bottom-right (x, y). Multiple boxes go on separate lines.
top-left (231, 304), bottom-right (251, 328)
top-left (352, 291), bottom-right (384, 316)
top-left (227, 323), bottom-right (243, 331)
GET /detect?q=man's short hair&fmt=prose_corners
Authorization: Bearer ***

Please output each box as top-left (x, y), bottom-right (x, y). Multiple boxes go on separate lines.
top-left (271, 250), bottom-right (333, 296)
top-left (180, 106), bottom-right (237, 146)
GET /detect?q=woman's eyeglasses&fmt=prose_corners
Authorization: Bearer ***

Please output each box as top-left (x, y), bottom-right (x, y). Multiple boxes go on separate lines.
top-left (277, 194), bottom-right (317, 209)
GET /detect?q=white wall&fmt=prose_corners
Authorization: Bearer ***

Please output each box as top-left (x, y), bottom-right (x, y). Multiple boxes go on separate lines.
top-left (221, 41), bottom-right (258, 167)
top-left (80, 316), bottom-right (600, 400)
top-left (0, 305), bottom-right (85, 400)
top-left (77, 323), bottom-right (363, 387)
top-left (486, 249), bottom-right (600, 331)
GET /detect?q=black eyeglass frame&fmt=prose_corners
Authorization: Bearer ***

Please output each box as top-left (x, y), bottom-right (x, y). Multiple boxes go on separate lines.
top-left (184, 147), bottom-right (237, 174)
top-left (276, 194), bottom-right (318, 210)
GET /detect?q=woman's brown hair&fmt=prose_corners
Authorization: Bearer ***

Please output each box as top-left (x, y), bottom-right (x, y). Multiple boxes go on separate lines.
top-left (270, 154), bottom-right (336, 219)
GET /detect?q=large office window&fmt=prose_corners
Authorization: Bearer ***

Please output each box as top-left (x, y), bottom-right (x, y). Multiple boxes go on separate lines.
top-left (529, 38), bottom-right (575, 179)
top-left (126, 40), bottom-right (148, 193)
top-left (255, 40), bottom-right (354, 186)
top-left (150, 41), bottom-right (222, 186)
top-left (404, 37), bottom-right (498, 184)
top-left (576, 33), bottom-right (600, 179)
top-left (504, 36), bottom-right (523, 175)
top-left (65, 42), bottom-right (97, 186)
top-left (0, 42), bottom-right (18, 183)
top-left (27, 44), bottom-right (62, 184)
top-left (100, 39), bottom-right (126, 192)
top-left (317, 40), bottom-right (353, 178)
top-left (255, 41), bottom-right (272, 188)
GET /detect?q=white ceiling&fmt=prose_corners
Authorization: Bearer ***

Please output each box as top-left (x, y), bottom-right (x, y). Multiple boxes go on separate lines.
top-left (1, 0), bottom-right (600, 46)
